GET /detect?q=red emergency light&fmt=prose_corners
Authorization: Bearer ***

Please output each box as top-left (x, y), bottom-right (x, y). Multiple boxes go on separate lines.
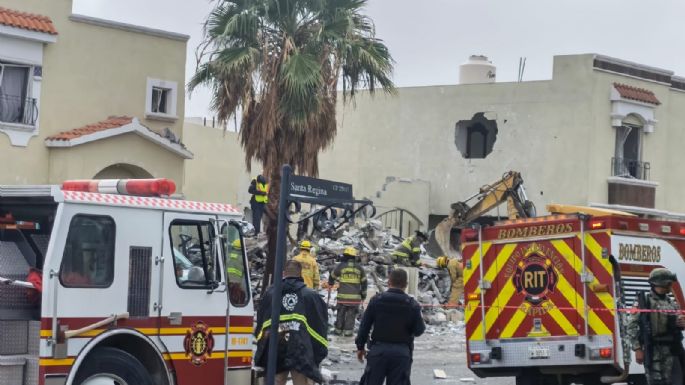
top-left (62, 179), bottom-right (176, 197)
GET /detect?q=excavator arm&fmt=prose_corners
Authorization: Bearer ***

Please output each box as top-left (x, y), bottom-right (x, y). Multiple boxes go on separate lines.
top-left (429, 171), bottom-right (536, 259)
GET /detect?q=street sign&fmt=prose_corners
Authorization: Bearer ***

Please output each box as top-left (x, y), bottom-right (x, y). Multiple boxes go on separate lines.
top-left (289, 175), bottom-right (353, 201)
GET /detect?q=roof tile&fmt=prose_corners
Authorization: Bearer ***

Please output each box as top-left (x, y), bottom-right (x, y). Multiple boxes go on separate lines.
top-left (613, 83), bottom-right (661, 105)
top-left (0, 7), bottom-right (57, 35)
top-left (46, 116), bottom-right (133, 140)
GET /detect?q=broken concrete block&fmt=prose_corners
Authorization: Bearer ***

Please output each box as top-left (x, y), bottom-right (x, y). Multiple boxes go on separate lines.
top-left (427, 312), bottom-right (447, 325)
top-left (433, 369), bottom-right (447, 379)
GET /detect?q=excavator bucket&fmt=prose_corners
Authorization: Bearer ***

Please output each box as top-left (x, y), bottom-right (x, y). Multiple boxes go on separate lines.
top-left (426, 216), bottom-right (460, 259)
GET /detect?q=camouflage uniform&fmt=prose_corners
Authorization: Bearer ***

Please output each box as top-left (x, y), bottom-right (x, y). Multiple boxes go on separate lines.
top-left (626, 269), bottom-right (684, 385)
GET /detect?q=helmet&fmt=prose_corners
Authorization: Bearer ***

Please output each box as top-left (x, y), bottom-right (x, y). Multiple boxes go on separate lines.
top-left (343, 247), bottom-right (359, 257)
top-left (299, 240), bottom-right (312, 250)
top-left (648, 268), bottom-right (678, 287)
top-left (436, 256), bottom-right (449, 268)
top-left (231, 239), bottom-right (242, 249)
top-left (415, 230), bottom-right (428, 241)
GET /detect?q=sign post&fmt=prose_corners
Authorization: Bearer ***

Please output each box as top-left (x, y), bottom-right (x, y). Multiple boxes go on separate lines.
top-left (264, 165), bottom-right (372, 385)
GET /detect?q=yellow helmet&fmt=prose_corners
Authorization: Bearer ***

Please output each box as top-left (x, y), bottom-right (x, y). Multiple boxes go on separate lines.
top-left (436, 256), bottom-right (449, 268)
top-left (343, 247), bottom-right (359, 257)
top-left (300, 240), bottom-right (312, 250)
top-left (231, 239), bottom-right (242, 249)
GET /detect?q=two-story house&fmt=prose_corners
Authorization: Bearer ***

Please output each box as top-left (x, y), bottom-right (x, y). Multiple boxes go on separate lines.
top-left (0, 0), bottom-right (192, 189)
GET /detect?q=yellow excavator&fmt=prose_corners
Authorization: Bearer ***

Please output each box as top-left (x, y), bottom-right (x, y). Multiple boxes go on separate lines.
top-left (428, 171), bottom-right (537, 259)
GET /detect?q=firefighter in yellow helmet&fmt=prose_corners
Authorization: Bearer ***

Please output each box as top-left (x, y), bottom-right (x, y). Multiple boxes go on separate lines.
top-left (293, 240), bottom-right (320, 289)
top-left (329, 247), bottom-right (367, 336)
top-left (436, 255), bottom-right (464, 307)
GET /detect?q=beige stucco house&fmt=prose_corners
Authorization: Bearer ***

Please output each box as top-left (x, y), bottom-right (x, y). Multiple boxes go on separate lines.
top-left (0, 0), bottom-right (190, 188)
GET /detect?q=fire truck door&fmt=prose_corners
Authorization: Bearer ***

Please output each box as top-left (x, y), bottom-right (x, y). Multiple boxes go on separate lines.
top-left (160, 212), bottom-right (227, 385)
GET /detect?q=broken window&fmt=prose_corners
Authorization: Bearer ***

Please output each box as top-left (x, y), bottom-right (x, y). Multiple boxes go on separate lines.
top-left (455, 112), bottom-right (498, 159)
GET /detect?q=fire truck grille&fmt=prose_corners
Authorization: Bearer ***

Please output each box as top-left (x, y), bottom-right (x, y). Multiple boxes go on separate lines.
top-left (127, 247), bottom-right (152, 317)
top-left (621, 276), bottom-right (651, 308)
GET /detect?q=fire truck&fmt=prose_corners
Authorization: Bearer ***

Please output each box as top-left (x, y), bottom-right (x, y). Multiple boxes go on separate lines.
top-left (0, 179), bottom-right (254, 385)
top-left (462, 204), bottom-right (685, 385)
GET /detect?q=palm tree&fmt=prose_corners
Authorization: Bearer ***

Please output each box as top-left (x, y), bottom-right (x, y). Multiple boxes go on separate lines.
top-left (190, 0), bottom-right (395, 289)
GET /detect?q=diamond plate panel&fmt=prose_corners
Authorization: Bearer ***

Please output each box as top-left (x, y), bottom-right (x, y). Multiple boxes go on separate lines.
top-left (27, 322), bottom-right (40, 356)
top-left (23, 357), bottom-right (38, 385)
top-left (0, 242), bottom-right (29, 275)
top-left (29, 234), bottom-right (50, 258)
top-left (0, 321), bottom-right (28, 354)
top-left (0, 356), bottom-right (25, 385)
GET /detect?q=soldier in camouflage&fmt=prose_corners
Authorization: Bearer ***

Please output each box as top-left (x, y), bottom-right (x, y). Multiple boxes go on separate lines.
top-left (627, 268), bottom-right (685, 385)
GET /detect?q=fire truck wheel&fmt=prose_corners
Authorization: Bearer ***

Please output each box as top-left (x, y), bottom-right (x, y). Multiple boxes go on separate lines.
top-left (74, 347), bottom-right (154, 385)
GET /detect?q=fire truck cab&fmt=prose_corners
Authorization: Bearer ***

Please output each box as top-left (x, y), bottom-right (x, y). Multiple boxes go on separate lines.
top-left (462, 206), bottom-right (685, 385)
top-left (0, 179), bottom-right (254, 385)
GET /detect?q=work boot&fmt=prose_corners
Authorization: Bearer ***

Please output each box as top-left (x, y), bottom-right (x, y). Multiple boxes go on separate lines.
top-left (343, 330), bottom-right (353, 337)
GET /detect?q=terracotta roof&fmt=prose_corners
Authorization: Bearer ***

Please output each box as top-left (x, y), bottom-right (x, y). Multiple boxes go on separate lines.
top-left (613, 83), bottom-right (661, 105)
top-left (46, 116), bottom-right (133, 140)
top-left (0, 7), bottom-right (57, 35)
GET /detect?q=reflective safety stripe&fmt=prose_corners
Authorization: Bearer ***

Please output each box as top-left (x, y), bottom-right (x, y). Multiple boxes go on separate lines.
top-left (255, 182), bottom-right (269, 203)
top-left (257, 313), bottom-right (328, 348)
top-left (340, 278), bottom-right (361, 284)
top-left (227, 267), bottom-right (243, 277)
top-left (392, 251), bottom-right (409, 258)
top-left (337, 293), bottom-right (362, 300)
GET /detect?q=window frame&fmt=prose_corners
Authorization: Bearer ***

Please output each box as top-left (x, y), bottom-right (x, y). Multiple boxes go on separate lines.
top-left (221, 222), bottom-right (251, 307)
top-left (58, 214), bottom-right (116, 289)
top-left (168, 219), bottom-right (222, 290)
top-left (145, 78), bottom-right (178, 122)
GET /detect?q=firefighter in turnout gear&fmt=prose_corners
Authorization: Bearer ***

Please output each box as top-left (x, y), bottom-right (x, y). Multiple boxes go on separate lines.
top-left (329, 247), bottom-right (367, 336)
top-left (226, 239), bottom-right (246, 304)
top-left (627, 268), bottom-right (685, 385)
top-left (293, 240), bottom-right (320, 289)
top-left (391, 231), bottom-right (427, 267)
top-left (248, 174), bottom-right (269, 234)
top-left (436, 256), bottom-right (463, 307)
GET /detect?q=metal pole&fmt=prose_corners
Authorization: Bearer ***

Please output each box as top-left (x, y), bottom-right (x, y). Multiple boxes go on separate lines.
top-left (580, 217), bottom-right (590, 339)
top-left (265, 164), bottom-right (292, 385)
top-left (477, 225), bottom-right (487, 343)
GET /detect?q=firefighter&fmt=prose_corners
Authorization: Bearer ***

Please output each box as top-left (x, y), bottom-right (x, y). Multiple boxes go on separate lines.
top-left (226, 239), bottom-right (246, 304)
top-left (329, 247), bottom-right (367, 336)
top-left (255, 260), bottom-right (328, 385)
top-left (355, 268), bottom-right (425, 385)
top-left (248, 174), bottom-right (269, 234)
top-left (627, 268), bottom-right (685, 385)
top-left (293, 240), bottom-right (320, 289)
top-left (436, 255), bottom-right (464, 307)
top-left (391, 231), bottom-right (427, 267)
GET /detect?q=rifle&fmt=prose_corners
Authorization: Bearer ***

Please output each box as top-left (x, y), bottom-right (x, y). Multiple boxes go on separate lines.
top-left (637, 291), bottom-right (653, 372)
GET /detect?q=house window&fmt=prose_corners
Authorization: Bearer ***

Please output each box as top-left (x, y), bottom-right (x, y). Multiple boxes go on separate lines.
top-left (59, 215), bottom-right (116, 288)
top-left (613, 119), bottom-right (648, 179)
top-left (146, 78), bottom-right (177, 121)
top-left (151, 87), bottom-right (170, 114)
top-left (466, 124), bottom-right (488, 159)
top-left (0, 62), bottom-right (35, 126)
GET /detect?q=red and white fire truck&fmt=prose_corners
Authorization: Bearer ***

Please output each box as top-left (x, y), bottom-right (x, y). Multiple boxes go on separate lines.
top-left (462, 205), bottom-right (685, 385)
top-left (0, 179), bottom-right (254, 385)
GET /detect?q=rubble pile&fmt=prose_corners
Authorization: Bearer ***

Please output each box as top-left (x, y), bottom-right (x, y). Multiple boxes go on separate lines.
top-left (244, 218), bottom-right (462, 327)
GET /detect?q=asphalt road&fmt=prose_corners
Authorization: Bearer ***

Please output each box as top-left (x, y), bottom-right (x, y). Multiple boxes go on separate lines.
top-left (322, 325), bottom-right (515, 385)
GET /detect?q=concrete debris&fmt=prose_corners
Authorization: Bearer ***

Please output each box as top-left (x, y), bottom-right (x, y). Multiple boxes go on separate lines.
top-left (243, 217), bottom-right (464, 335)
top-left (459, 378), bottom-right (476, 383)
top-left (433, 369), bottom-right (447, 379)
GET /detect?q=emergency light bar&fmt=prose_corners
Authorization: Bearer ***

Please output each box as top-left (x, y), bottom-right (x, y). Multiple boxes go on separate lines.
top-left (62, 178), bottom-right (176, 197)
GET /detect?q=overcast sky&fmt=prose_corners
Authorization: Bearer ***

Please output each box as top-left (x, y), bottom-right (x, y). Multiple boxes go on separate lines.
top-left (73, 0), bottom-right (685, 118)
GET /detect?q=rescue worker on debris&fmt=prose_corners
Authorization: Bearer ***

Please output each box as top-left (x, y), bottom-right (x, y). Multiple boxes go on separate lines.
top-left (248, 174), bottom-right (269, 234)
top-left (255, 260), bottom-right (328, 385)
top-left (355, 268), bottom-right (425, 385)
top-left (226, 239), bottom-right (246, 304)
top-left (627, 268), bottom-right (685, 385)
top-left (436, 255), bottom-right (464, 307)
top-left (293, 240), bottom-right (320, 289)
top-left (391, 231), bottom-right (427, 267)
top-left (329, 247), bottom-right (368, 336)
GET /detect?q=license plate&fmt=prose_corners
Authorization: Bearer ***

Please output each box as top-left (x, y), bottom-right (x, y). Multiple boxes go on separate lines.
top-left (529, 346), bottom-right (550, 359)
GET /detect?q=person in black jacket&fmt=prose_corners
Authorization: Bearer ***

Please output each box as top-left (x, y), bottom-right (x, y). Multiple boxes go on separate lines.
top-left (355, 268), bottom-right (425, 385)
top-left (254, 260), bottom-right (328, 385)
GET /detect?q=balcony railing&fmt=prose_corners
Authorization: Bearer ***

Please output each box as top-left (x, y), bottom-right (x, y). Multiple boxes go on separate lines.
top-left (0, 95), bottom-right (38, 126)
top-left (611, 157), bottom-right (650, 180)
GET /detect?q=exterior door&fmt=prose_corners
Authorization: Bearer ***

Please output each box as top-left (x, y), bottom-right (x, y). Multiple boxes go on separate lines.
top-left (160, 211), bottom-right (227, 385)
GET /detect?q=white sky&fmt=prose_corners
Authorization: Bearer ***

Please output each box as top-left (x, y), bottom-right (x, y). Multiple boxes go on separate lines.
top-left (72, 0), bottom-right (685, 118)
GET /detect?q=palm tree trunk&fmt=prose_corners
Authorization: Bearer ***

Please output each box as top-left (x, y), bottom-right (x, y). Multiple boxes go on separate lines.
top-left (261, 169), bottom-right (282, 294)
